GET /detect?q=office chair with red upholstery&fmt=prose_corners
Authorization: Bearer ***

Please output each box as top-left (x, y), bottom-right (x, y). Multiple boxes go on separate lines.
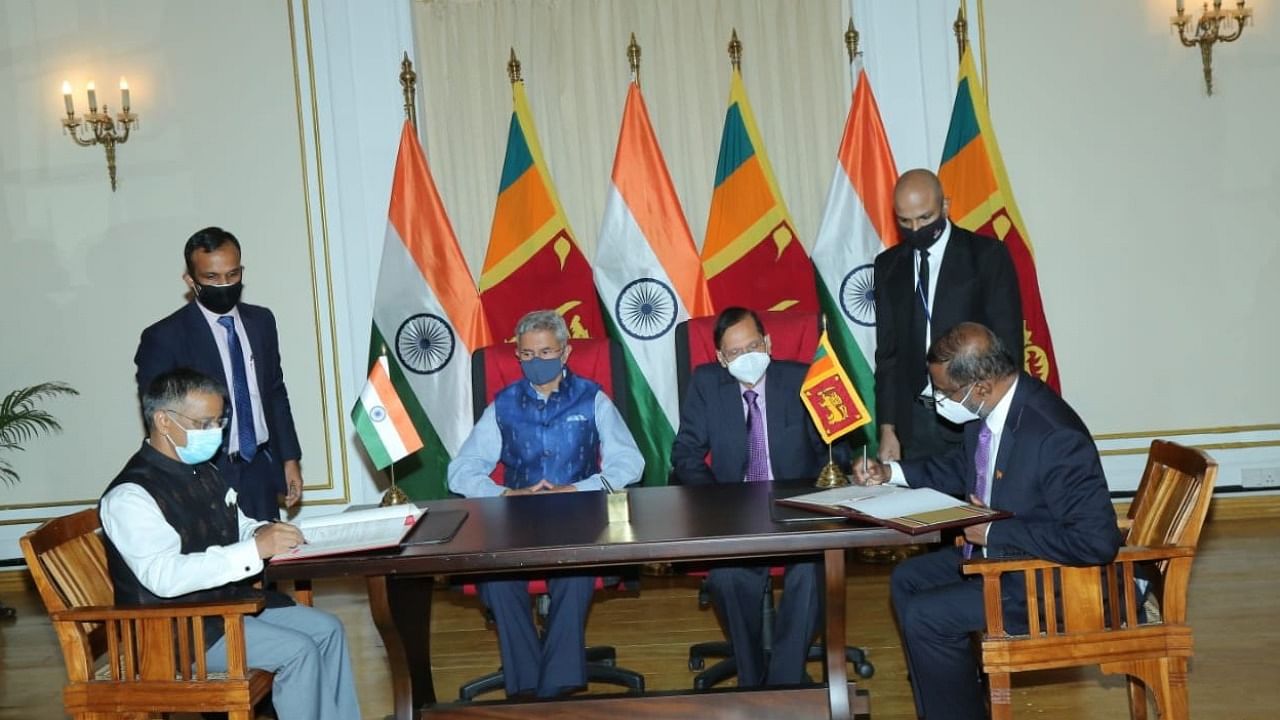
top-left (456, 337), bottom-right (645, 700)
top-left (673, 312), bottom-right (874, 688)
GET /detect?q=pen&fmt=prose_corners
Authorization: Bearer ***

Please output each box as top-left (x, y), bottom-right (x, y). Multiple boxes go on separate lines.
top-left (600, 475), bottom-right (615, 494)
top-left (862, 445), bottom-right (868, 475)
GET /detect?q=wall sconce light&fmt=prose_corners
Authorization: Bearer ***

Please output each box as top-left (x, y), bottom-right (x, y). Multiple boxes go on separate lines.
top-left (59, 78), bottom-right (139, 191)
top-left (1172, 0), bottom-right (1253, 96)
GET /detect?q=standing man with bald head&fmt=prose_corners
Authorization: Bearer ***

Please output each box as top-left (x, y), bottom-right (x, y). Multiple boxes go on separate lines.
top-left (873, 168), bottom-right (1023, 462)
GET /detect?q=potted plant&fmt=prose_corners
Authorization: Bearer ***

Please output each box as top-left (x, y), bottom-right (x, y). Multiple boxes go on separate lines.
top-left (1, 381), bottom-right (77, 619)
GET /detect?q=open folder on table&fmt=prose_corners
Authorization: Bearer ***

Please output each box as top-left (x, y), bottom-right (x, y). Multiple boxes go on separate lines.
top-left (775, 484), bottom-right (1009, 535)
top-left (271, 505), bottom-right (426, 562)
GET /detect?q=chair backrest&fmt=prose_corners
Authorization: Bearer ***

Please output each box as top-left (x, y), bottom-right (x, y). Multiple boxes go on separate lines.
top-left (20, 508), bottom-right (112, 682)
top-left (674, 311), bottom-right (820, 406)
top-left (471, 338), bottom-right (629, 485)
top-left (1126, 439), bottom-right (1216, 551)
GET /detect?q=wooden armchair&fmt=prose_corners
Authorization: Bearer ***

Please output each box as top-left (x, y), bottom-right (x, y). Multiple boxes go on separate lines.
top-left (963, 440), bottom-right (1216, 720)
top-left (20, 507), bottom-right (273, 720)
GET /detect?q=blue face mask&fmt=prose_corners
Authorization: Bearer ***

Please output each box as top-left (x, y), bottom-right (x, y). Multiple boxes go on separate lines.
top-left (521, 356), bottom-right (564, 386)
top-left (164, 426), bottom-right (223, 465)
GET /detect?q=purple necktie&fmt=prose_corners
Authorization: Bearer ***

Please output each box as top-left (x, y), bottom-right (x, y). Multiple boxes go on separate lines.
top-left (964, 423), bottom-right (994, 559)
top-left (744, 389), bottom-right (769, 482)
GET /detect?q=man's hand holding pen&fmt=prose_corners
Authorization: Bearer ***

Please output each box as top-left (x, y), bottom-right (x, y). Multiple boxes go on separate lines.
top-left (254, 521), bottom-right (306, 558)
top-left (851, 457), bottom-right (892, 486)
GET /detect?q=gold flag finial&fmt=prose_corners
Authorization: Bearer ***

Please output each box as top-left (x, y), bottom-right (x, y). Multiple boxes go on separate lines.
top-left (954, 3), bottom-right (969, 62)
top-left (728, 28), bottom-right (742, 70)
top-left (399, 52), bottom-right (418, 128)
top-left (507, 48), bottom-right (522, 84)
top-left (845, 17), bottom-right (860, 64)
top-left (627, 32), bottom-right (642, 88)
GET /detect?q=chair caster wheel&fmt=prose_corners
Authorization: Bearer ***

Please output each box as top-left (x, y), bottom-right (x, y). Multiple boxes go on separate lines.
top-left (689, 657), bottom-right (705, 671)
top-left (855, 663), bottom-right (874, 679)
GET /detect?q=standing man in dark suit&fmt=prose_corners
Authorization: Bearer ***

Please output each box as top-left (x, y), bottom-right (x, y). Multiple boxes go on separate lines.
top-left (854, 322), bottom-right (1119, 720)
top-left (671, 307), bottom-right (840, 687)
top-left (135, 227), bottom-right (303, 521)
top-left (873, 168), bottom-right (1022, 462)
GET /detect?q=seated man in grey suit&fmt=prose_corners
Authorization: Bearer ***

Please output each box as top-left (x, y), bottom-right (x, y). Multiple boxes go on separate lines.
top-left (671, 306), bottom-right (845, 687)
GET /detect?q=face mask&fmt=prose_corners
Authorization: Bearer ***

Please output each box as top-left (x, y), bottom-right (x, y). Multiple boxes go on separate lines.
top-left (521, 356), bottom-right (564, 386)
top-left (935, 383), bottom-right (985, 425)
top-left (900, 214), bottom-right (947, 251)
top-left (194, 281), bottom-right (243, 314)
top-left (727, 351), bottom-right (771, 387)
top-left (164, 426), bottom-right (223, 465)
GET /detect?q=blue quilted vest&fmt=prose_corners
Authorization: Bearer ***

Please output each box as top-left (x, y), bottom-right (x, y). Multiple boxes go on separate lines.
top-left (494, 369), bottom-right (601, 489)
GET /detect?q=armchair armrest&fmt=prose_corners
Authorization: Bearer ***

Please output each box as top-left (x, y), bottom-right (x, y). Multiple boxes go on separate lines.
top-left (51, 598), bottom-right (266, 623)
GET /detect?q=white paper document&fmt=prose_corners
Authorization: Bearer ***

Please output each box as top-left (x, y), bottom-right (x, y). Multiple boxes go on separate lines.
top-left (786, 485), bottom-right (966, 520)
top-left (273, 505), bottom-right (425, 562)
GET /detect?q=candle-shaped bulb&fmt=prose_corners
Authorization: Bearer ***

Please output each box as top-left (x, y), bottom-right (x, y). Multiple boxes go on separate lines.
top-left (119, 77), bottom-right (130, 112)
top-left (86, 81), bottom-right (98, 112)
top-left (61, 81), bottom-right (74, 116)
top-left (1213, 0), bottom-right (1222, 10)
top-left (1177, 0), bottom-right (1184, 13)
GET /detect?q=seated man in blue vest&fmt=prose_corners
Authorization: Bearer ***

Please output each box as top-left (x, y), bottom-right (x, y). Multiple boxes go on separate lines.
top-left (99, 368), bottom-right (360, 720)
top-left (448, 309), bottom-right (644, 698)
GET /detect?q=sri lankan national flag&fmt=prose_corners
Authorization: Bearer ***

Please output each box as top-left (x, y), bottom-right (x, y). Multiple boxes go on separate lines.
top-left (701, 68), bottom-right (818, 315)
top-left (939, 48), bottom-right (1060, 392)
top-left (480, 80), bottom-right (604, 341)
top-left (800, 330), bottom-right (871, 444)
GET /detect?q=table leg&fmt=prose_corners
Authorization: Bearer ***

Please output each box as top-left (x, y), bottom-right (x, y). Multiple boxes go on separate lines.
top-left (368, 574), bottom-right (436, 720)
top-left (824, 548), bottom-right (850, 720)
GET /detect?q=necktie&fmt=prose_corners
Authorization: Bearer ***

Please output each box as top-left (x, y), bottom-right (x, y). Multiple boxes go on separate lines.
top-left (743, 389), bottom-right (769, 482)
top-left (217, 316), bottom-right (258, 461)
top-left (964, 423), bottom-right (994, 559)
top-left (912, 248), bottom-right (932, 391)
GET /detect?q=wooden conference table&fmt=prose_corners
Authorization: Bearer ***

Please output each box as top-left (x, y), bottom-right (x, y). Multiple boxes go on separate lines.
top-left (265, 482), bottom-right (936, 720)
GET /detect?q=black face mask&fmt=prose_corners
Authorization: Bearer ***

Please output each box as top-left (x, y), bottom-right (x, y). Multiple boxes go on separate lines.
top-left (194, 281), bottom-right (243, 314)
top-left (900, 214), bottom-right (947, 251)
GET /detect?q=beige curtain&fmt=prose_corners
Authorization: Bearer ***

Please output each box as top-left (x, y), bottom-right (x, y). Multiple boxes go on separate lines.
top-left (411, 0), bottom-right (851, 280)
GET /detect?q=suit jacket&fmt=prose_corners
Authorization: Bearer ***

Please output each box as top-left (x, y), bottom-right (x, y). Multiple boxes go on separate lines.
top-left (873, 225), bottom-right (1022, 445)
top-left (671, 360), bottom-right (843, 485)
top-left (134, 301), bottom-right (302, 490)
top-left (900, 374), bottom-right (1120, 566)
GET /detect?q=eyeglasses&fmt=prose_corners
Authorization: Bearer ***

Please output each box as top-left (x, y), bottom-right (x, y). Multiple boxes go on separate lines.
top-left (932, 382), bottom-right (975, 404)
top-left (164, 409), bottom-right (228, 431)
top-left (720, 338), bottom-right (767, 362)
top-left (515, 346), bottom-right (564, 362)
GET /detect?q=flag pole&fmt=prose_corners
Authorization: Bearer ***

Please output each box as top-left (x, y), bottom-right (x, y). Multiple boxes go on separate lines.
top-left (728, 28), bottom-right (742, 71)
top-left (399, 52), bottom-right (418, 128)
top-left (846, 17), bottom-right (860, 64)
top-left (954, 3), bottom-right (969, 63)
top-left (814, 313), bottom-right (850, 488)
top-left (627, 32), bottom-right (641, 89)
top-left (378, 343), bottom-right (411, 506)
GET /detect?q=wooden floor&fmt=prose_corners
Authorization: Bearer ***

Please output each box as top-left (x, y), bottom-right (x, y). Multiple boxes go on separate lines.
top-left (2, 516), bottom-right (1278, 719)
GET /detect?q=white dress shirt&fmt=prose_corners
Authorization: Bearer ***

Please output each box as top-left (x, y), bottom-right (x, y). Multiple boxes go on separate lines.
top-left (195, 303), bottom-right (270, 453)
top-left (100, 478), bottom-right (267, 597)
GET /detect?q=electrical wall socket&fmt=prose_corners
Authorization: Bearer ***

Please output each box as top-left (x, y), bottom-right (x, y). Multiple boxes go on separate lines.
top-left (1241, 467), bottom-right (1280, 488)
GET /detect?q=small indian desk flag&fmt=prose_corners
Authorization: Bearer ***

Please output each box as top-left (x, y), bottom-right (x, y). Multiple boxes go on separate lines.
top-left (353, 355), bottom-right (424, 470)
top-left (800, 330), bottom-right (872, 444)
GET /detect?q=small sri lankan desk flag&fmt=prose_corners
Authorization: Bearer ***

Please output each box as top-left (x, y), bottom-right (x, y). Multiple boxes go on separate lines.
top-left (480, 73), bottom-right (605, 340)
top-left (800, 329), bottom-right (871, 444)
top-left (352, 355), bottom-right (424, 471)
top-left (939, 47), bottom-right (1059, 391)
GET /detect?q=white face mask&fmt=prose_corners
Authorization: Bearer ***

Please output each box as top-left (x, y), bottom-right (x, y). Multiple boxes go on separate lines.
top-left (726, 351), bottom-right (770, 387)
top-left (935, 383), bottom-right (985, 425)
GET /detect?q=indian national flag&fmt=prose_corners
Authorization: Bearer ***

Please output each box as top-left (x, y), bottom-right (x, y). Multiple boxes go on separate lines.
top-left (701, 67), bottom-right (817, 315)
top-left (365, 121), bottom-right (493, 498)
top-left (595, 83), bottom-right (713, 486)
top-left (811, 57), bottom-right (899, 453)
top-left (939, 48), bottom-right (1060, 391)
top-left (480, 79), bottom-right (604, 341)
top-left (800, 330), bottom-right (871, 444)
top-left (352, 356), bottom-right (424, 470)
